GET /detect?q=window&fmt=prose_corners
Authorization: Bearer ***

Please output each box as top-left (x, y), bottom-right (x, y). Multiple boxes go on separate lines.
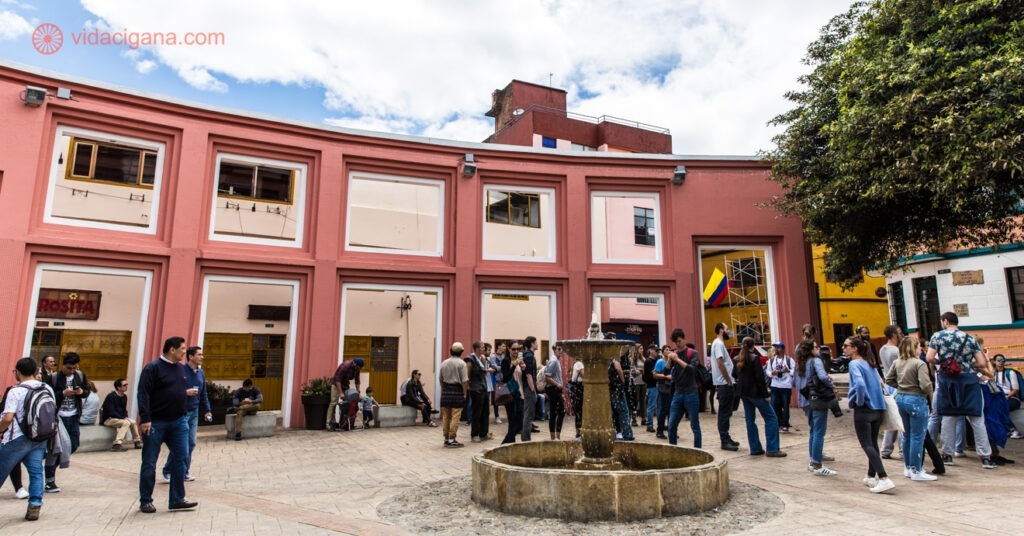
top-left (541, 136), bottom-right (557, 148)
top-left (728, 257), bottom-right (764, 288)
top-left (633, 207), bottom-right (655, 246)
top-left (1007, 267), bottom-right (1024, 321)
top-left (251, 334), bottom-right (285, 378)
top-left (218, 161), bottom-right (293, 203)
top-left (571, 143), bottom-right (596, 151)
top-left (487, 191), bottom-right (541, 228)
top-left (346, 173), bottom-right (444, 256)
top-left (67, 137), bottom-right (157, 188)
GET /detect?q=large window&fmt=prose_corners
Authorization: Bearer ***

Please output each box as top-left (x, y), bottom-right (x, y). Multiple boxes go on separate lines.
top-left (487, 191), bottom-right (540, 228)
top-left (346, 172), bottom-right (444, 256)
top-left (68, 138), bottom-right (157, 188)
top-left (633, 207), bottom-right (655, 246)
top-left (217, 161), bottom-right (293, 203)
top-left (1007, 267), bottom-right (1024, 321)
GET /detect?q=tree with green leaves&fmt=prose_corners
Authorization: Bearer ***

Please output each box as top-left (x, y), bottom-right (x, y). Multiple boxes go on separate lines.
top-left (765, 0), bottom-right (1024, 286)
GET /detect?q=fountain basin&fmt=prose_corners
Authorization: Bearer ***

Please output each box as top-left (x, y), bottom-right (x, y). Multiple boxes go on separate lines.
top-left (471, 441), bottom-right (729, 521)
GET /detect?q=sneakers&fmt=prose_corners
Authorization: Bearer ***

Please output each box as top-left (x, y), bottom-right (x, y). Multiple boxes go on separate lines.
top-left (112, 443), bottom-right (124, 451)
top-left (954, 451), bottom-right (966, 458)
top-left (44, 482), bottom-right (60, 493)
top-left (471, 437), bottom-right (482, 443)
top-left (870, 479), bottom-right (896, 494)
top-left (14, 487), bottom-right (28, 499)
top-left (982, 458), bottom-right (998, 469)
top-left (821, 454), bottom-right (835, 462)
top-left (495, 418), bottom-right (503, 424)
top-left (903, 467), bottom-right (912, 478)
top-left (910, 470), bottom-right (938, 481)
top-left (25, 504), bottom-right (40, 521)
top-left (1011, 430), bottom-right (1022, 439)
top-left (162, 473), bottom-right (171, 483)
top-left (862, 476), bottom-right (878, 488)
top-left (810, 465), bottom-right (838, 476)
top-left (184, 473), bottom-right (196, 482)
top-left (615, 433), bottom-right (623, 440)
top-left (449, 440), bottom-right (464, 448)
top-left (781, 427), bottom-right (790, 433)
top-left (940, 455), bottom-right (956, 466)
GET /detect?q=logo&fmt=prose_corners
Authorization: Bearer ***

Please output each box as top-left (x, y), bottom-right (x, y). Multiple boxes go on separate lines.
top-left (32, 23), bottom-right (63, 55)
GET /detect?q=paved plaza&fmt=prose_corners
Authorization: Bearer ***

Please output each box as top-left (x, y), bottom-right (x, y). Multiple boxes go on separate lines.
top-left (0, 406), bottom-right (1014, 535)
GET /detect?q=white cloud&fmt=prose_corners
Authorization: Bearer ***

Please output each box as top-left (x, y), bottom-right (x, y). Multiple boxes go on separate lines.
top-left (78, 0), bottom-right (851, 154)
top-left (121, 49), bottom-right (157, 74)
top-left (0, 10), bottom-right (32, 40)
top-left (134, 59), bottom-right (156, 74)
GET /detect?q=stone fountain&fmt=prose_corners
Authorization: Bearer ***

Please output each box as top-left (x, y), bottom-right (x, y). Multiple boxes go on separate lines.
top-left (471, 314), bottom-right (729, 521)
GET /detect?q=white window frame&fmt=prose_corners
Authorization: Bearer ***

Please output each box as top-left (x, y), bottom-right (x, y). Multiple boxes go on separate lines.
top-left (593, 292), bottom-right (667, 344)
top-left (345, 172), bottom-right (445, 257)
top-left (23, 263), bottom-right (155, 418)
top-left (44, 126), bottom-right (166, 234)
top-left (482, 184), bottom-right (556, 263)
top-left (197, 275), bottom-right (301, 427)
top-left (696, 245), bottom-right (780, 350)
top-left (590, 191), bottom-right (663, 265)
top-left (209, 153), bottom-right (307, 248)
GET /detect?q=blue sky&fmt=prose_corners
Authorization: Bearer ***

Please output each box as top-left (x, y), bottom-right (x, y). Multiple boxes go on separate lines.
top-left (0, 0), bottom-right (853, 155)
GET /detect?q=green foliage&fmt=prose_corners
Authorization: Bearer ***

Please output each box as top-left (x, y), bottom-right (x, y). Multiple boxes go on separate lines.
top-left (301, 376), bottom-right (333, 396)
top-left (765, 0), bottom-right (1024, 286)
top-left (205, 381), bottom-right (233, 403)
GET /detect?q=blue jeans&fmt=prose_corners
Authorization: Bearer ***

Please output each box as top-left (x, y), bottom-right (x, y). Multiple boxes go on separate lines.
top-left (162, 408), bottom-right (199, 476)
top-left (140, 416), bottom-right (189, 507)
top-left (804, 407), bottom-right (828, 464)
top-left (895, 393), bottom-right (929, 472)
top-left (770, 387), bottom-right (791, 428)
top-left (667, 392), bottom-right (701, 447)
top-left (612, 392), bottom-right (634, 440)
top-left (741, 397), bottom-right (780, 453)
top-left (0, 436), bottom-right (45, 506)
top-left (645, 387), bottom-right (659, 427)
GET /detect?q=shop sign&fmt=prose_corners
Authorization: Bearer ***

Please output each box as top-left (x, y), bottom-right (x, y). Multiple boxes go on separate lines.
top-left (624, 324), bottom-right (643, 335)
top-left (951, 270), bottom-right (984, 286)
top-left (37, 288), bottom-right (101, 320)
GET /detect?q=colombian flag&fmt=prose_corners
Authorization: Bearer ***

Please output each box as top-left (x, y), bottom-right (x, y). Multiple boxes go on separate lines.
top-left (703, 268), bottom-right (730, 308)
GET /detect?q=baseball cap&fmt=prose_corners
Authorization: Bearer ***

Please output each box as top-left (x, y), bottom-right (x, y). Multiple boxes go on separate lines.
top-left (772, 342), bottom-right (785, 348)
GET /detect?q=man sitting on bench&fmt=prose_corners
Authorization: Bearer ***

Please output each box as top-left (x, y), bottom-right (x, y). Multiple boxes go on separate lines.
top-left (231, 379), bottom-right (262, 441)
top-left (102, 378), bottom-right (142, 451)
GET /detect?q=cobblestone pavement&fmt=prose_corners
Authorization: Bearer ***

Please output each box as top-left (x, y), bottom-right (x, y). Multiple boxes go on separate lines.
top-left (0, 407), bottom-right (1013, 535)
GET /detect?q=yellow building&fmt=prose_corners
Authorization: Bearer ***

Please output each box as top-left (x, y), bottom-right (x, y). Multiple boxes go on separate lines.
top-left (812, 245), bottom-right (890, 350)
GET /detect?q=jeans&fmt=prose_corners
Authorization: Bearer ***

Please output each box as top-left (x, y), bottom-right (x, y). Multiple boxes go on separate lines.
top-left (645, 387), bottom-right (659, 427)
top-left (803, 407), bottom-right (828, 464)
top-left (522, 384), bottom-right (537, 441)
top-left (163, 408), bottom-right (199, 477)
top-left (895, 394), bottom-right (929, 471)
top-left (853, 407), bottom-right (887, 478)
top-left (668, 392), bottom-right (701, 447)
top-left (716, 384), bottom-right (736, 444)
top-left (741, 397), bottom-right (780, 453)
top-left (502, 397), bottom-right (524, 444)
top-left (657, 391), bottom-right (672, 434)
top-left (140, 415), bottom-right (189, 507)
top-left (0, 436), bottom-right (45, 506)
top-left (770, 387), bottom-right (791, 428)
top-left (612, 391), bottom-right (634, 440)
top-left (46, 415), bottom-right (80, 482)
top-left (470, 390), bottom-right (489, 439)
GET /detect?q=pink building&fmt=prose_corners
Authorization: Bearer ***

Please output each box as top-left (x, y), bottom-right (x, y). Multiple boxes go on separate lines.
top-left (0, 63), bottom-right (815, 427)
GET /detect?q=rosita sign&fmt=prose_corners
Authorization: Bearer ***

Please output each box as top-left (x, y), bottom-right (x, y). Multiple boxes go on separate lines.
top-left (37, 288), bottom-right (101, 320)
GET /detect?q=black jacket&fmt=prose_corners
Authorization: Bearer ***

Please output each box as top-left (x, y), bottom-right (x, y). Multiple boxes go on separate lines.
top-left (48, 369), bottom-right (89, 415)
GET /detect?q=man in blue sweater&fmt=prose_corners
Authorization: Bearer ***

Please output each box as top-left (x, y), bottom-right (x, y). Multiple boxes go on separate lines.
top-left (138, 336), bottom-right (198, 513)
top-left (162, 346), bottom-right (211, 482)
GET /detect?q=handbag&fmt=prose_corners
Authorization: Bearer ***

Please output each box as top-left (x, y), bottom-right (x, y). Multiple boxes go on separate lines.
top-left (506, 378), bottom-right (521, 398)
top-left (494, 382), bottom-right (513, 405)
top-left (876, 375), bottom-right (904, 432)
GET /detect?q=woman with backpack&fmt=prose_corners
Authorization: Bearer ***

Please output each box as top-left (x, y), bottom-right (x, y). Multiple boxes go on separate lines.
top-left (793, 340), bottom-right (837, 476)
top-left (733, 337), bottom-right (786, 458)
top-left (846, 336), bottom-right (895, 493)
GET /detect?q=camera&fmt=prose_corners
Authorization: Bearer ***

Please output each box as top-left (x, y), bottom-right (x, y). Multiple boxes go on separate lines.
top-left (829, 398), bottom-right (843, 418)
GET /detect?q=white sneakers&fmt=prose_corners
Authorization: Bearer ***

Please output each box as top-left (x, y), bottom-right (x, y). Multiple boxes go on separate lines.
top-left (14, 488), bottom-right (28, 499)
top-left (910, 470), bottom-right (938, 481)
top-left (810, 465), bottom-right (838, 476)
top-left (1011, 430), bottom-right (1022, 439)
top-left (870, 478), bottom-right (896, 494)
top-left (863, 476), bottom-right (878, 488)
top-left (615, 433), bottom-right (623, 440)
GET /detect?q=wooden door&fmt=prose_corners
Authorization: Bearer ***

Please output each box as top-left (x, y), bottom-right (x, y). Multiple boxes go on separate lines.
top-left (343, 336), bottom-right (398, 404)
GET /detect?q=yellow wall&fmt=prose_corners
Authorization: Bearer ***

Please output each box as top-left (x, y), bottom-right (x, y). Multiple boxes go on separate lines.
top-left (812, 245), bottom-right (889, 346)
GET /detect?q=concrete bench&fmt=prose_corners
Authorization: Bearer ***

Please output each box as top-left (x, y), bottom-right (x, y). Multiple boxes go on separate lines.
top-left (225, 411), bottom-right (278, 439)
top-left (1012, 409), bottom-right (1024, 433)
top-left (77, 424), bottom-right (117, 452)
top-left (376, 405), bottom-right (418, 428)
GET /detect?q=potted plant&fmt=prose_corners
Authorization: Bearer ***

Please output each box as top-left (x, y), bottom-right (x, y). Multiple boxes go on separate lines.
top-left (202, 381), bottom-right (234, 426)
top-left (301, 376), bottom-right (333, 430)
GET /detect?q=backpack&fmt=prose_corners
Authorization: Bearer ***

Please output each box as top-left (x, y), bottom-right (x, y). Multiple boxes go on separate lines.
top-left (692, 351), bottom-right (714, 391)
top-left (17, 384), bottom-right (58, 442)
top-left (1010, 369), bottom-right (1024, 402)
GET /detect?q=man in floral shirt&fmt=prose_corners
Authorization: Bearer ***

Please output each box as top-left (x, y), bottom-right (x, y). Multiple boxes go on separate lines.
top-left (926, 311), bottom-right (996, 469)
